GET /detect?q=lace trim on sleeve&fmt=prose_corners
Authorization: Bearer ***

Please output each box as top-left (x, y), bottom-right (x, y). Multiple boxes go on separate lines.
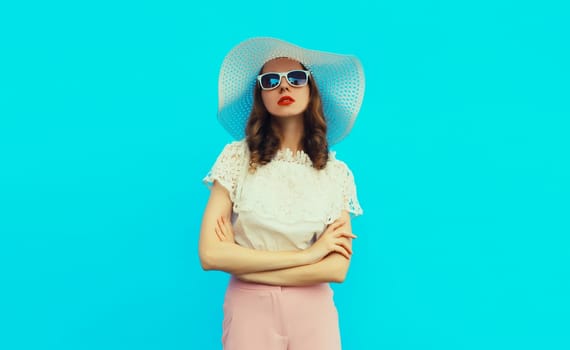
top-left (342, 163), bottom-right (363, 216)
top-left (202, 140), bottom-right (247, 202)
top-left (325, 156), bottom-right (363, 224)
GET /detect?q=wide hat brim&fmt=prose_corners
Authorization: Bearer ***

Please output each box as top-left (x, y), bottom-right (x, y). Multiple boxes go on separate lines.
top-left (218, 37), bottom-right (365, 145)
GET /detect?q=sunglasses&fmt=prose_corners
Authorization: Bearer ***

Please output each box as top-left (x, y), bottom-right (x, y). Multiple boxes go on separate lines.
top-left (257, 70), bottom-right (311, 91)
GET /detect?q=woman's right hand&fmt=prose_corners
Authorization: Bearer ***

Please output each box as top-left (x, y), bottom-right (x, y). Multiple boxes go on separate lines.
top-left (305, 219), bottom-right (357, 262)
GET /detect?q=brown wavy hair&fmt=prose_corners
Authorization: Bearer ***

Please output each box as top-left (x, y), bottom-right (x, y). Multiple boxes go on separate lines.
top-left (245, 63), bottom-right (329, 171)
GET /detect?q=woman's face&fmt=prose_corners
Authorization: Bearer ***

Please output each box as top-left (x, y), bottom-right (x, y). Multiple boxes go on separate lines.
top-left (260, 58), bottom-right (310, 119)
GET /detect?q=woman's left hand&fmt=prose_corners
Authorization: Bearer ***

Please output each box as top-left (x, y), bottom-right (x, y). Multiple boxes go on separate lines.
top-left (215, 216), bottom-right (235, 243)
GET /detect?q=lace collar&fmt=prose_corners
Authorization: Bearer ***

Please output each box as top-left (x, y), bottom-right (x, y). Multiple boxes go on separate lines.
top-left (272, 148), bottom-right (338, 166)
top-left (273, 148), bottom-right (312, 166)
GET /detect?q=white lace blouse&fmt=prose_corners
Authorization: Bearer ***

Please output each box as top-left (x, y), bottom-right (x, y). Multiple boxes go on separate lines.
top-left (203, 140), bottom-right (363, 252)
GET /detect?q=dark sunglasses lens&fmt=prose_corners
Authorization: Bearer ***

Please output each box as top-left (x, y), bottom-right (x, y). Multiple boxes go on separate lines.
top-left (260, 74), bottom-right (280, 89)
top-left (287, 71), bottom-right (308, 86)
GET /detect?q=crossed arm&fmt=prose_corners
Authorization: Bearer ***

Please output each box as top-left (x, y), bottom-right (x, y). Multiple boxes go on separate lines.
top-left (198, 181), bottom-right (356, 286)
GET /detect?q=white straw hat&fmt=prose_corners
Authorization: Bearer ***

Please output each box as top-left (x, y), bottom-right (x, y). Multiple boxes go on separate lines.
top-left (218, 37), bottom-right (365, 145)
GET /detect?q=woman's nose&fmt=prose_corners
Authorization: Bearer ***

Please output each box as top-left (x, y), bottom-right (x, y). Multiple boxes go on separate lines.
top-left (279, 77), bottom-right (291, 92)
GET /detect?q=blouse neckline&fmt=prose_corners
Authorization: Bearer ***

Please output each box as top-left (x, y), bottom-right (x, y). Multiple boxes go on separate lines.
top-left (273, 147), bottom-right (312, 166)
top-left (271, 146), bottom-right (339, 167)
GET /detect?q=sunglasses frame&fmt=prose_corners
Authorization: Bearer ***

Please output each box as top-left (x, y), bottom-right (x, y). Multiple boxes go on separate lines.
top-left (256, 70), bottom-right (311, 91)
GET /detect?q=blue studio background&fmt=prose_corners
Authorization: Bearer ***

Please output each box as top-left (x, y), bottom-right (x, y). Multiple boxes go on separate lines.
top-left (1, 1), bottom-right (569, 349)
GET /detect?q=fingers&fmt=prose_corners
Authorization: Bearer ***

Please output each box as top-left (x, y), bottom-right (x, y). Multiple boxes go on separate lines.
top-left (222, 216), bottom-right (233, 234)
top-left (214, 226), bottom-right (224, 241)
top-left (331, 231), bottom-right (356, 258)
top-left (216, 217), bottom-right (224, 233)
top-left (329, 219), bottom-right (346, 231)
top-left (216, 216), bottom-right (234, 243)
top-left (323, 219), bottom-right (345, 234)
top-left (216, 217), bottom-right (231, 240)
top-left (334, 231), bottom-right (358, 239)
top-left (334, 245), bottom-right (352, 260)
top-left (215, 218), bottom-right (225, 240)
top-left (330, 236), bottom-right (353, 257)
top-left (337, 240), bottom-right (353, 255)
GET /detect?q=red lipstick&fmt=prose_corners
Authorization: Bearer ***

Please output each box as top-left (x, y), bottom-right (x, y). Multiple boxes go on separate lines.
top-left (278, 96), bottom-right (295, 106)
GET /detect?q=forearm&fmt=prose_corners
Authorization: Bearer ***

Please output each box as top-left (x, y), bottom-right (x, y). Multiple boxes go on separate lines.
top-left (199, 182), bottom-right (317, 275)
top-left (237, 253), bottom-right (351, 286)
top-left (200, 242), bottom-right (314, 275)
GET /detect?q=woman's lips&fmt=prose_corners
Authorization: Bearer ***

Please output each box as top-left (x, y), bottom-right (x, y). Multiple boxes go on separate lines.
top-left (278, 96), bottom-right (295, 106)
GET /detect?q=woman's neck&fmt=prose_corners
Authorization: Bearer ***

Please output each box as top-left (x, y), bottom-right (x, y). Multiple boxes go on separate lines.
top-left (273, 115), bottom-right (304, 152)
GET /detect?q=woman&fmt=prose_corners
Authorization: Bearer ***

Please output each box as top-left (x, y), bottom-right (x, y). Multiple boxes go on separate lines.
top-left (199, 37), bottom-right (365, 350)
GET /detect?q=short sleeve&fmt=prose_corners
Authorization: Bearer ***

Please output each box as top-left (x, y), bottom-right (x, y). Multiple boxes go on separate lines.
top-left (202, 140), bottom-right (248, 202)
top-left (336, 160), bottom-right (363, 217)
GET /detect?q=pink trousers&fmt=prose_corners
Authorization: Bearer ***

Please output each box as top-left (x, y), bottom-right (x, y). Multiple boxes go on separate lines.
top-left (222, 276), bottom-right (342, 350)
